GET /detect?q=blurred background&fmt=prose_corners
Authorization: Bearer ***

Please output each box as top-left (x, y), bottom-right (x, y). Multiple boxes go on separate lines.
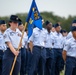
top-left (0, 0), bottom-right (76, 31)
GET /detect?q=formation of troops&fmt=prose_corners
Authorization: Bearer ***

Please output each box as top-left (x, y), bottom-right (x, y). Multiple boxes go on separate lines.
top-left (0, 15), bottom-right (76, 75)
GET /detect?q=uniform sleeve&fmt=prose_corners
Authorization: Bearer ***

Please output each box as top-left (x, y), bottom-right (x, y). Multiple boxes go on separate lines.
top-left (28, 30), bottom-right (34, 42)
top-left (24, 37), bottom-right (28, 43)
top-left (51, 34), bottom-right (55, 44)
top-left (63, 40), bottom-right (70, 51)
top-left (23, 32), bottom-right (28, 42)
top-left (3, 31), bottom-right (11, 43)
top-left (62, 38), bottom-right (67, 48)
top-left (61, 37), bottom-right (66, 48)
top-left (28, 34), bottom-right (34, 42)
top-left (66, 32), bottom-right (72, 39)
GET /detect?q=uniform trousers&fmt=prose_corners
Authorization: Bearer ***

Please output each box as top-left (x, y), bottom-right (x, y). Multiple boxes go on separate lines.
top-left (65, 56), bottom-right (76, 75)
top-left (0, 50), bottom-right (4, 75)
top-left (2, 48), bottom-right (21, 75)
top-left (53, 48), bottom-right (64, 75)
top-left (28, 46), bottom-right (46, 75)
top-left (44, 48), bottom-right (55, 75)
top-left (20, 47), bottom-right (26, 75)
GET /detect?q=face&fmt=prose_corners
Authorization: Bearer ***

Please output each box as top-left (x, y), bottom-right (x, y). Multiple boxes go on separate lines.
top-left (18, 24), bottom-right (24, 31)
top-left (51, 27), bottom-right (55, 32)
top-left (46, 23), bottom-right (52, 30)
top-left (62, 32), bottom-right (68, 37)
top-left (72, 23), bottom-right (76, 26)
top-left (10, 22), bottom-right (18, 29)
top-left (72, 31), bottom-right (76, 38)
top-left (0, 24), bottom-right (7, 31)
top-left (55, 26), bottom-right (61, 32)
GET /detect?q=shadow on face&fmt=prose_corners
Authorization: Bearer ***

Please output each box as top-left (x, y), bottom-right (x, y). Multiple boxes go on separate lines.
top-left (0, 24), bottom-right (7, 31)
top-left (55, 26), bottom-right (61, 32)
top-left (9, 22), bottom-right (18, 29)
top-left (72, 31), bottom-right (76, 38)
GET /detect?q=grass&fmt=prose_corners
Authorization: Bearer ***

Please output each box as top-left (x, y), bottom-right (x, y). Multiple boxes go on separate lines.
top-left (60, 70), bottom-right (64, 75)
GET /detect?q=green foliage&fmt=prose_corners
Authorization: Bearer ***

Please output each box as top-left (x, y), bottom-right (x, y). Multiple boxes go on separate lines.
top-left (0, 12), bottom-right (76, 32)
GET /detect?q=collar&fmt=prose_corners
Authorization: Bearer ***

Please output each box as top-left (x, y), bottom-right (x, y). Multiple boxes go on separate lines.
top-left (46, 30), bottom-right (52, 34)
top-left (9, 28), bottom-right (18, 33)
top-left (35, 27), bottom-right (43, 32)
top-left (54, 31), bottom-right (61, 35)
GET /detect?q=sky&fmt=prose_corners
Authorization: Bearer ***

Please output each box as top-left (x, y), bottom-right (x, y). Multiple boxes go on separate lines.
top-left (0, 0), bottom-right (76, 17)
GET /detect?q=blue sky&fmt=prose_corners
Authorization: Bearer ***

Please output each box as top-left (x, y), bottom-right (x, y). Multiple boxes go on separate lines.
top-left (0, 0), bottom-right (76, 17)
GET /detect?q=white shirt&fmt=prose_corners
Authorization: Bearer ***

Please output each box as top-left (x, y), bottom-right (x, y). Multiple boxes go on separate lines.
top-left (45, 30), bottom-right (53, 48)
top-left (3, 28), bottom-right (22, 49)
top-left (0, 31), bottom-right (6, 50)
top-left (52, 32), bottom-right (64, 49)
top-left (64, 37), bottom-right (76, 57)
top-left (66, 31), bottom-right (72, 39)
top-left (24, 32), bottom-right (28, 49)
top-left (16, 29), bottom-right (27, 48)
top-left (29, 27), bottom-right (46, 47)
top-left (63, 36), bottom-right (67, 48)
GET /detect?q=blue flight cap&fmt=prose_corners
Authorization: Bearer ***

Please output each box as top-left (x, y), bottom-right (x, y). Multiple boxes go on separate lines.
top-left (18, 19), bottom-right (23, 26)
top-left (71, 26), bottom-right (76, 32)
top-left (60, 29), bottom-right (67, 33)
top-left (0, 20), bottom-right (6, 25)
top-left (54, 23), bottom-right (60, 28)
top-left (52, 24), bottom-right (55, 27)
top-left (45, 20), bottom-right (50, 26)
top-left (72, 19), bottom-right (76, 24)
top-left (18, 22), bottom-right (23, 26)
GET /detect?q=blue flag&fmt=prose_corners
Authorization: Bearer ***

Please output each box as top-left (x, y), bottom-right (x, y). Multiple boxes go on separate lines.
top-left (26, 0), bottom-right (42, 38)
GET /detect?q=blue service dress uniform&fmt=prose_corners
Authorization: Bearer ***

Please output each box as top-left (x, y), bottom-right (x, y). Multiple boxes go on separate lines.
top-left (44, 30), bottom-right (55, 75)
top-left (28, 27), bottom-right (46, 75)
top-left (64, 37), bottom-right (76, 75)
top-left (0, 31), bottom-right (6, 75)
top-left (2, 28), bottom-right (22, 75)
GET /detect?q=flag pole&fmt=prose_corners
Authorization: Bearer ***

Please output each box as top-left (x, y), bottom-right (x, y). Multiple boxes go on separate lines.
top-left (10, 22), bottom-right (27, 75)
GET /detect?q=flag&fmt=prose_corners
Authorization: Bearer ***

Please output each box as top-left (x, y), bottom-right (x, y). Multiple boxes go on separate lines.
top-left (26, 0), bottom-right (42, 38)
